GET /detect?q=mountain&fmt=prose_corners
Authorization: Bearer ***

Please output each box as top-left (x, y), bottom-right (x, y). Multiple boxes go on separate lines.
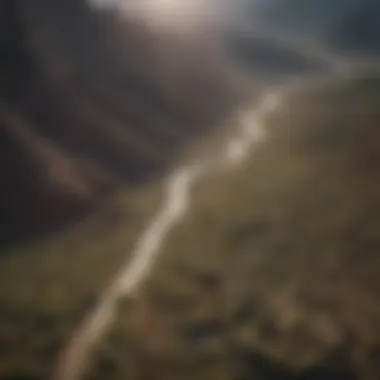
top-left (85, 73), bottom-right (380, 380)
top-left (0, 0), bottom-right (241, 246)
top-left (244, 0), bottom-right (376, 45)
top-left (3, 2), bottom-right (380, 379)
top-left (227, 34), bottom-right (324, 80)
top-left (328, 2), bottom-right (380, 54)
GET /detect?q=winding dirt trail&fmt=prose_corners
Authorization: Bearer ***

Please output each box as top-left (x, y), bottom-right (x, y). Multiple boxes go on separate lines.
top-left (52, 91), bottom-right (281, 380)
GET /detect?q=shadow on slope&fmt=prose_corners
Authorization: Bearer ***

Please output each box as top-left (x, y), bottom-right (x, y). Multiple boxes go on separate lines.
top-left (0, 0), bottom-right (241, 247)
top-left (327, 2), bottom-right (380, 55)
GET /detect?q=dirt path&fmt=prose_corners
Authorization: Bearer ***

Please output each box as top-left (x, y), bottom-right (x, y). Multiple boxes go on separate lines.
top-left (52, 91), bottom-right (281, 380)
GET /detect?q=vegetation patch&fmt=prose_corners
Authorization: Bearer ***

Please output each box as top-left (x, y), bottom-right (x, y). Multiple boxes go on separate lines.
top-left (88, 73), bottom-right (380, 380)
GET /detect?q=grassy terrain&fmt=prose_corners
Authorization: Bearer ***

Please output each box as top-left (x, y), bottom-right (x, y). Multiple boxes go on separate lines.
top-left (86, 73), bottom-right (380, 380)
top-left (0, 76), bottom-right (253, 380)
top-left (0, 179), bottom-right (164, 379)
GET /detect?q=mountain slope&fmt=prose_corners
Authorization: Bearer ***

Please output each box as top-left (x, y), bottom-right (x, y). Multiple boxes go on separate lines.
top-left (328, 2), bottom-right (380, 55)
top-left (245, 0), bottom-right (379, 53)
top-left (0, 0), bottom-right (241, 245)
top-left (83, 73), bottom-right (380, 380)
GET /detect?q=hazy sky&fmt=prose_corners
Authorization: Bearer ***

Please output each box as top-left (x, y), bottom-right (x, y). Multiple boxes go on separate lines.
top-left (87, 0), bottom-right (244, 34)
